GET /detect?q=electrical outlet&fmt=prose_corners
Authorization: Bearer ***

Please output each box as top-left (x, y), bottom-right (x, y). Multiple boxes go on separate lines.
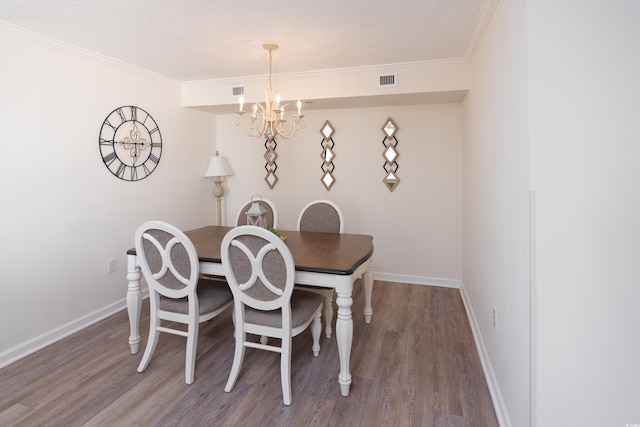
top-left (492, 306), bottom-right (498, 330)
top-left (107, 258), bottom-right (117, 274)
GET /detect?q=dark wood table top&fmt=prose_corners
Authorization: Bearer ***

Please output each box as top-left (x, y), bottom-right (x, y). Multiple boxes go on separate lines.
top-left (129, 225), bottom-right (374, 276)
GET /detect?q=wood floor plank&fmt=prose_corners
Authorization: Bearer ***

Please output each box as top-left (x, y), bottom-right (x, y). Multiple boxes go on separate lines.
top-left (0, 403), bottom-right (33, 425)
top-left (0, 281), bottom-right (498, 426)
top-left (290, 395), bottom-right (335, 427)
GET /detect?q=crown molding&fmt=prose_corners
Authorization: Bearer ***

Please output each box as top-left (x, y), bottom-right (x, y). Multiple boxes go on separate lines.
top-left (0, 19), bottom-right (177, 83)
top-left (465, 0), bottom-right (500, 61)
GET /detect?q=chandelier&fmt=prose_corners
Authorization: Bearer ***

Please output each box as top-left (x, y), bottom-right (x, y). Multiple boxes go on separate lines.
top-left (235, 44), bottom-right (306, 140)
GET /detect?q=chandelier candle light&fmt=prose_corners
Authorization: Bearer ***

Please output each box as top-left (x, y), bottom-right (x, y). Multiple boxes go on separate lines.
top-left (235, 44), bottom-right (306, 140)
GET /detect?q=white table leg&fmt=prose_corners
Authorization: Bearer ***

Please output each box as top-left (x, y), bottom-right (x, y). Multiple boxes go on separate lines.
top-left (335, 278), bottom-right (354, 396)
top-left (323, 291), bottom-right (334, 339)
top-left (127, 254), bottom-right (142, 354)
top-left (363, 269), bottom-right (373, 323)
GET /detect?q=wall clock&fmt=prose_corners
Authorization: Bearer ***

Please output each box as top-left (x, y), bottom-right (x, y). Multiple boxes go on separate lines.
top-left (99, 106), bottom-right (162, 181)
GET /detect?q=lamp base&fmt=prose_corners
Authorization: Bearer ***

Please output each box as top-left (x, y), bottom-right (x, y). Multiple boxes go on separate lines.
top-left (213, 177), bottom-right (225, 226)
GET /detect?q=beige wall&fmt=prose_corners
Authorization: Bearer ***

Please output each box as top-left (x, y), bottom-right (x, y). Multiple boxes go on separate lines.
top-left (463, 0), bottom-right (640, 425)
top-left (528, 1), bottom-right (640, 425)
top-left (0, 26), bottom-right (216, 361)
top-left (462, 0), bottom-right (531, 425)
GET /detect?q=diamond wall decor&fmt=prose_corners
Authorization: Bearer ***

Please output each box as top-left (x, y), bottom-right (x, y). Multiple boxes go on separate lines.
top-left (320, 120), bottom-right (336, 190)
top-left (264, 136), bottom-right (278, 189)
top-left (381, 117), bottom-right (400, 192)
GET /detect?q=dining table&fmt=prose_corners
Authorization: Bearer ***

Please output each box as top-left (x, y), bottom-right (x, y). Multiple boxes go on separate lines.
top-left (126, 225), bottom-right (374, 396)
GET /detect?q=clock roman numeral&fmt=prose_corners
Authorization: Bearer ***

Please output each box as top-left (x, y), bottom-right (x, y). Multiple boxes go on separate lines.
top-left (130, 106), bottom-right (137, 122)
top-left (116, 108), bottom-right (127, 123)
top-left (130, 166), bottom-right (138, 181)
top-left (149, 126), bottom-right (159, 135)
top-left (102, 152), bottom-right (117, 166)
top-left (99, 138), bottom-right (114, 146)
top-left (104, 119), bottom-right (117, 131)
top-left (116, 162), bottom-right (127, 178)
top-left (148, 153), bottom-right (160, 164)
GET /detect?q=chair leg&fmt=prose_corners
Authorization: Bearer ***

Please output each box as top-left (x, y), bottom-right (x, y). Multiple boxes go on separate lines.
top-left (184, 321), bottom-right (199, 384)
top-left (281, 335), bottom-right (292, 405)
top-left (137, 300), bottom-right (160, 373)
top-left (311, 308), bottom-right (322, 357)
top-left (225, 330), bottom-right (246, 393)
top-left (137, 327), bottom-right (159, 373)
top-left (323, 290), bottom-right (334, 338)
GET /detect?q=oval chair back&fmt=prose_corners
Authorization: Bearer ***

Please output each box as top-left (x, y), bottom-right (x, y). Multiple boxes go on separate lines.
top-left (297, 199), bottom-right (344, 233)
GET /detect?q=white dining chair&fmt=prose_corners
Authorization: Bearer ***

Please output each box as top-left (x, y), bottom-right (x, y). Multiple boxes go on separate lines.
top-left (221, 225), bottom-right (323, 405)
top-left (135, 220), bottom-right (233, 384)
top-left (295, 200), bottom-right (344, 338)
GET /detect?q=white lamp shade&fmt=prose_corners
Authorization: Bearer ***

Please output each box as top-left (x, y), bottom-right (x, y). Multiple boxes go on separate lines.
top-left (204, 154), bottom-right (233, 177)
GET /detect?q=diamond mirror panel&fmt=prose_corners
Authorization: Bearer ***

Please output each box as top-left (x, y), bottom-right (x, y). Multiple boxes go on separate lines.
top-left (384, 171), bottom-right (400, 192)
top-left (321, 121), bottom-right (335, 140)
top-left (383, 118), bottom-right (398, 138)
top-left (322, 172), bottom-right (336, 190)
top-left (384, 145), bottom-right (398, 163)
top-left (323, 147), bottom-right (335, 163)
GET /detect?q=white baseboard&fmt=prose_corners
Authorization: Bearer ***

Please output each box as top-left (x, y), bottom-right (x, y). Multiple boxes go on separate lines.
top-left (0, 298), bottom-right (128, 369)
top-left (373, 271), bottom-right (461, 288)
top-left (459, 282), bottom-right (511, 427)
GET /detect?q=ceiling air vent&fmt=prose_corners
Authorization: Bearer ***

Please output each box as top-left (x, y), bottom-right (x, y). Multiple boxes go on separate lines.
top-left (378, 73), bottom-right (397, 87)
top-left (232, 86), bottom-right (245, 96)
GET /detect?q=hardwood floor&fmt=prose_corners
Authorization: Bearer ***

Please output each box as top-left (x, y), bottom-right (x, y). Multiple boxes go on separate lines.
top-left (0, 281), bottom-right (498, 426)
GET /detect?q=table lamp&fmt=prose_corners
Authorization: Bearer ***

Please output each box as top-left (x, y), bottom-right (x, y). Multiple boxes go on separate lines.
top-left (204, 151), bottom-right (233, 225)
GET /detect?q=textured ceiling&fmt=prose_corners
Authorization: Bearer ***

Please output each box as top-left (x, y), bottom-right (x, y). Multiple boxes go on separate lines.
top-left (0, 0), bottom-right (487, 82)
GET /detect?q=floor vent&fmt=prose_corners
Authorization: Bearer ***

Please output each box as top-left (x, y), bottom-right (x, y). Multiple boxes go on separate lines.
top-left (232, 86), bottom-right (245, 96)
top-left (378, 73), bottom-right (397, 87)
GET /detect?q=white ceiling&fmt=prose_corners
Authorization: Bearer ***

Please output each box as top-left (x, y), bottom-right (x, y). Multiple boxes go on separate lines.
top-left (0, 0), bottom-right (488, 82)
